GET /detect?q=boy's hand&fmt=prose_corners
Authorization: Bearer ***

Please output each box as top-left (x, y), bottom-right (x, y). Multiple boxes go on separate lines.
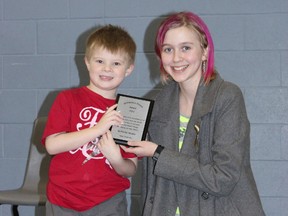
top-left (99, 130), bottom-right (138, 177)
top-left (94, 104), bottom-right (123, 136)
top-left (98, 130), bottom-right (121, 161)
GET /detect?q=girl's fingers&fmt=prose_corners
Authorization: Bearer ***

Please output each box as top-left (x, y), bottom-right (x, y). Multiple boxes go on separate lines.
top-left (127, 141), bottom-right (141, 147)
top-left (120, 145), bottom-right (135, 154)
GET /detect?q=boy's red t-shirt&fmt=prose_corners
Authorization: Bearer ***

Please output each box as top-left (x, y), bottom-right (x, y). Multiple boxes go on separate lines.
top-left (42, 87), bottom-right (135, 211)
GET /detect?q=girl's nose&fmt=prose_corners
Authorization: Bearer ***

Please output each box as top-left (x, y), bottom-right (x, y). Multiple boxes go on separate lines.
top-left (173, 50), bottom-right (182, 62)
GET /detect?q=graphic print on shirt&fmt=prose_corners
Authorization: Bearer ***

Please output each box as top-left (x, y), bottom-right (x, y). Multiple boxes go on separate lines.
top-left (69, 106), bottom-right (112, 168)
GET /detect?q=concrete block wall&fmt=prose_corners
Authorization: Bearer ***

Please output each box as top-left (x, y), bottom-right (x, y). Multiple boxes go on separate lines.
top-left (0, 0), bottom-right (287, 215)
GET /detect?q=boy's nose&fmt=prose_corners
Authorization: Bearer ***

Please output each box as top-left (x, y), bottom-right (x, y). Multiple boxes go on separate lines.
top-left (103, 64), bottom-right (112, 72)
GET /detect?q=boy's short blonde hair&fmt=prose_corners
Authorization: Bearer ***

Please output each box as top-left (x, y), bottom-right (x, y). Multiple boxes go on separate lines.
top-left (85, 25), bottom-right (136, 64)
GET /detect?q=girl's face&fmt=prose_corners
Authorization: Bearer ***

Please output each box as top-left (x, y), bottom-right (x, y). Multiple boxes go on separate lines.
top-left (85, 47), bottom-right (134, 99)
top-left (161, 26), bottom-right (207, 85)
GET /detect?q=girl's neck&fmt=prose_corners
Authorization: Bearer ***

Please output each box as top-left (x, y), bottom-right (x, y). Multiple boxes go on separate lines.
top-left (178, 81), bottom-right (199, 117)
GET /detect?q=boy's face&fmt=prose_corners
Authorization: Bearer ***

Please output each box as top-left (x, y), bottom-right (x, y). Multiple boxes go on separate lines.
top-left (85, 47), bottom-right (134, 98)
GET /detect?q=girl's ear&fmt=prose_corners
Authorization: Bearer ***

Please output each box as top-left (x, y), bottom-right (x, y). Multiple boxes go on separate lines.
top-left (125, 64), bottom-right (135, 77)
top-left (202, 47), bottom-right (208, 61)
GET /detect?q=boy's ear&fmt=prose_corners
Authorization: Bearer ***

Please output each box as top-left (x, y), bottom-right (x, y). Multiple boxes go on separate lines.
top-left (125, 64), bottom-right (134, 77)
top-left (84, 56), bottom-right (90, 67)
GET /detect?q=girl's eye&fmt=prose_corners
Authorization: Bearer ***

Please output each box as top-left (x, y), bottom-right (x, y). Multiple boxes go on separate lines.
top-left (182, 46), bottom-right (191, 51)
top-left (163, 47), bottom-right (172, 53)
top-left (96, 60), bottom-right (103, 63)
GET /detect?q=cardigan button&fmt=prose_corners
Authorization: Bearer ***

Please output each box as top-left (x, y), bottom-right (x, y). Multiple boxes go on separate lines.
top-left (201, 192), bottom-right (209, 200)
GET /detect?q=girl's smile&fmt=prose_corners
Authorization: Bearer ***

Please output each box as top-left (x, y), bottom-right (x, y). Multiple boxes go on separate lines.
top-left (161, 26), bottom-right (207, 84)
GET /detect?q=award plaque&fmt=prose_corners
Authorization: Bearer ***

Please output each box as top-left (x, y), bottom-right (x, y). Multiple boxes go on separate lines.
top-left (111, 94), bottom-right (154, 146)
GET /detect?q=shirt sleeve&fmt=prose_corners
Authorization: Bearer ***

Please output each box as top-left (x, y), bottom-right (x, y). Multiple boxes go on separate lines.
top-left (41, 91), bottom-right (71, 145)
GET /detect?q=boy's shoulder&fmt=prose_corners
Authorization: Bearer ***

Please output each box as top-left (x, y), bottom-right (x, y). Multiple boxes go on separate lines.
top-left (54, 87), bottom-right (88, 102)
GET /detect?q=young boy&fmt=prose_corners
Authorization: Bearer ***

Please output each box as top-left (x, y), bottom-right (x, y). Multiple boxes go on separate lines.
top-left (42, 25), bottom-right (137, 216)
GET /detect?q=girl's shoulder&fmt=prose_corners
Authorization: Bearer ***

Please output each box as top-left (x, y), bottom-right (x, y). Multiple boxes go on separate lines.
top-left (218, 80), bottom-right (243, 99)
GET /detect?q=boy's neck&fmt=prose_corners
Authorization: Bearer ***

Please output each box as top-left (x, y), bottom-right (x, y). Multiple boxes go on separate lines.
top-left (86, 85), bottom-right (116, 100)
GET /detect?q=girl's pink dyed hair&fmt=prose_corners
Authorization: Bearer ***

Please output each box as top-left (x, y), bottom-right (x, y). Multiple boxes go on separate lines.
top-left (155, 11), bottom-right (215, 84)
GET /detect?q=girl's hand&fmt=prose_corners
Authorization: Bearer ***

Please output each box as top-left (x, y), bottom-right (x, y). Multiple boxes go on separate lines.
top-left (121, 141), bottom-right (158, 157)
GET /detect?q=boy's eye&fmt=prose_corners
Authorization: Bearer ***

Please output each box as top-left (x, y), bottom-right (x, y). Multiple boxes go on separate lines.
top-left (114, 62), bottom-right (121, 66)
top-left (96, 60), bottom-right (103, 63)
